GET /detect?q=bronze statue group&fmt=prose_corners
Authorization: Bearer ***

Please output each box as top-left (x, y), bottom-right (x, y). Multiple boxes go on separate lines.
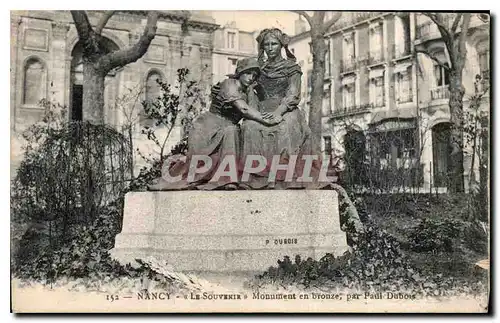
top-left (149, 28), bottom-right (341, 191)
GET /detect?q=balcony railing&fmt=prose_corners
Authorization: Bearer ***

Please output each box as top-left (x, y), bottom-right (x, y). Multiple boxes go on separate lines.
top-left (328, 12), bottom-right (386, 33)
top-left (431, 86), bottom-right (450, 100)
top-left (332, 103), bottom-right (373, 116)
top-left (341, 57), bottom-right (357, 73)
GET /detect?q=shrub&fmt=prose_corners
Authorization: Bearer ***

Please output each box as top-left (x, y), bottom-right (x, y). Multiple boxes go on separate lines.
top-left (409, 217), bottom-right (465, 253)
top-left (14, 202), bottom-right (126, 281)
top-left (256, 221), bottom-right (417, 291)
top-left (129, 136), bottom-right (188, 191)
top-left (253, 220), bottom-right (487, 296)
top-left (13, 201), bottom-right (179, 291)
top-left (11, 103), bottom-right (132, 276)
top-left (130, 68), bottom-right (201, 191)
top-left (462, 220), bottom-right (489, 255)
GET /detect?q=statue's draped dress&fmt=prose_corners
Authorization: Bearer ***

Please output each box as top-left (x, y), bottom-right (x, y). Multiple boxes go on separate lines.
top-left (151, 78), bottom-right (246, 190)
top-left (240, 58), bottom-right (328, 189)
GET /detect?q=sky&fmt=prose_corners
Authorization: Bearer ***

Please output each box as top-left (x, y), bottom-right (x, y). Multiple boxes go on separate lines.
top-left (210, 11), bottom-right (301, 35)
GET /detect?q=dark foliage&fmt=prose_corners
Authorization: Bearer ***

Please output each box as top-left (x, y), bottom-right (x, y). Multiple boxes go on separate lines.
top-left (409, 217), bottom-right (464, 253)
top-left (11, 118), bottom-right (132, 274)
top-left (254, 190), bottom-right (489, 296)
top-left (255, 218), bottom-right (486, 296)
top-left (257, 221), bottom-right (418, 290)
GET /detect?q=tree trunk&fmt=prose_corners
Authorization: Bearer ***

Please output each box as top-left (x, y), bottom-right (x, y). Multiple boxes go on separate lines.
top-left (479, 116), bottom-right (488, 217)
top-left (83, 62), bottom-right (106, 124)
top-left (127, 125), bottom-right (135, 178)
top-left (448, 72), bottom-right (465, 193)
top-left (309, 33), bottom-right (327, 152)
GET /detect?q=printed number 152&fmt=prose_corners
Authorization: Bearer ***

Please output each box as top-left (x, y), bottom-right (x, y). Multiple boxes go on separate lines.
top-left (106, 294), bottom-right (119, 302)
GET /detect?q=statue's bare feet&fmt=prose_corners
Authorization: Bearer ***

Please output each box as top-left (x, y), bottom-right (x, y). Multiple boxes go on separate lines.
top-left (225, 183), bottom-right (238, 190)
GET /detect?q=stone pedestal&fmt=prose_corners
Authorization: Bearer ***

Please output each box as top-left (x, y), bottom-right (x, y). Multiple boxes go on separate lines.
top-left (110, 190), bottom-right (348, 273)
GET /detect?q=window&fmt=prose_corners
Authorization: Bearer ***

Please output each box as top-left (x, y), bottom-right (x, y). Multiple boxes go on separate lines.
top-left (325, 44), bottom-right (331, 77)
top-left (342, 32), bottom-right (356, 70)
top-left (343, 83), bottom-right (356, 109)
top-left (479, 50), bottom-right (490, 79)
top-left (369, 23), bottom-right (383, 62)
top-left (23, 58), bottom-right (46, 105)
top-left (228, 58), bottom-right (238, 75)
top-left (434, 63), bottom-right (450, 87)
top-left (227, 31), bottom-right (236, 49)
top-left (370, 76), bottom-right (385, 107)
top-left (399, 129), bottom-right (416, 159)
top-left (432, 123), bottom-right (451, 187)
top-left (145, 71), bottom-right (162, 103)
top-left (142, 71), bottom-right (163, 126)
top-left (394, 15), bottom-right (411, 57)
top-left (395, 69), bottom-right (412, 103)
top-left (431, 63), bottom-right (449, 100)
top-left (348, 34), bottom-right (356, 59)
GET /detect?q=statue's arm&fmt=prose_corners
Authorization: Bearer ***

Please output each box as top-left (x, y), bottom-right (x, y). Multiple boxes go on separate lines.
top-left (218, 79), bottom-right (279, 126)
top-left (276, 72), bottom-right (302, 116)
top-left (233, 100), bottom-right (279, 126)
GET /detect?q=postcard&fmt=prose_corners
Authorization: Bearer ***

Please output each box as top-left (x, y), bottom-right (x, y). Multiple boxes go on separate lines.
top-left (10, 10), bottom-right (490, 313)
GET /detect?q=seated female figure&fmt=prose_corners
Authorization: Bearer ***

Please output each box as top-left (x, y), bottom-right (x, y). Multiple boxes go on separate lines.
top-left (148, 57), bottom-right (281, 191)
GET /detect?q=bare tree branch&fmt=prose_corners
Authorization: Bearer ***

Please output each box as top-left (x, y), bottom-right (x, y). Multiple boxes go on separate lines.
top-left (451, 13), bottom-right (463, 34)
top-left (292, 10), bottom-right (313, 27)
top-left (423, 12), bottom-right (452, 41)
top-left (98, 11), bottom-right (158, 74)
top-left (95, 10), bottom-right (116, 35)
top-left (422, 13), bottom-right (456, 68)
top-left (415, 49), bottom-right (450, 71)
top-left (322, 12), bottom-right (342, 34)
top-left (70, 11), bottom-right (93, 41)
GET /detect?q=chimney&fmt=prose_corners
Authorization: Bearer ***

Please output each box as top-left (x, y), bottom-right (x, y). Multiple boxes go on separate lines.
top-left (295, 16), bottom-right (307, 35)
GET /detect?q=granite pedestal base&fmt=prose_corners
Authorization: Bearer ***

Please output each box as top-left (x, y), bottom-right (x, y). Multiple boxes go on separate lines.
top-left (110, 190), bottom-right (348, 273)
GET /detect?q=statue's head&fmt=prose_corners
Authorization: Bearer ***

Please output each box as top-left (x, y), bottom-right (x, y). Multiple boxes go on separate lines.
top-left (227, 57), bottom-right (260, 87)
top-left (256, 28), bottom-right (296, 63)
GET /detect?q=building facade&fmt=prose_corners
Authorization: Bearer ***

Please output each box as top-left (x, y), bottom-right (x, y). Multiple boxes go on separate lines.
top-left (211, 21), bottom-right (259, 83)
top-left (289, 12), bottom-right (489, 192)
top-left (10, 10), bottom-right (219, 174)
